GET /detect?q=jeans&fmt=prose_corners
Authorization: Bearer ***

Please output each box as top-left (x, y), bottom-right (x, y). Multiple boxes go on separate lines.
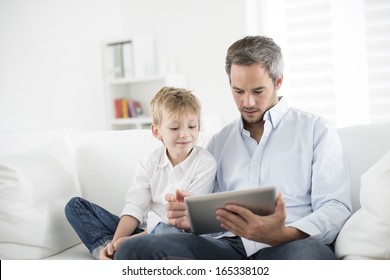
top-left (150, 222), bottom-right (186, 234)
top-left (114, 233), bottom-right (337, 260)
top-left (64, 197), bottom-right (144, 258)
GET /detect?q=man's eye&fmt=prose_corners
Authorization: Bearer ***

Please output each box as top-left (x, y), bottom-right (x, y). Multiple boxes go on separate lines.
top-left (254, 91), bottom-right (263, 94)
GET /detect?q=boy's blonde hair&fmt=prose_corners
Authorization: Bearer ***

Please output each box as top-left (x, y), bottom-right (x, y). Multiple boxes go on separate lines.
top-left (150, 86), bottom-right (201, 126)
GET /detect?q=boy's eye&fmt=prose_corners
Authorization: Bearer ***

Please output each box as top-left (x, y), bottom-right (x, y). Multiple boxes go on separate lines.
top-left (169, 127), bottom-right (179, 131)
top-left (189, 125), bottom-right (197, 129)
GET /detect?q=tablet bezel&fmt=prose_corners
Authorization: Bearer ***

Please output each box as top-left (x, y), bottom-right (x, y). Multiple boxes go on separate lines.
top-left (185, 186), bottom-right (277, 235)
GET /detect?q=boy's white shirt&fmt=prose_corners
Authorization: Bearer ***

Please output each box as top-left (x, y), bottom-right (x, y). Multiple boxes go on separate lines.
top-left (121, 145), bottom-right (217, 232)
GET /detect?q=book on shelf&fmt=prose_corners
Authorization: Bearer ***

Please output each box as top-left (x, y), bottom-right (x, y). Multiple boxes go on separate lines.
top-left (114, 98), bottom-right (144, 118)
top-left (114, 99), bottom-right (123, 118)
top-left (122, 99), bottom-right (129, 118)
top-left (106, 43), bottom-right (124, 79)
top-left (127, 100), bottom-right (137, 118)
top-left (106, 37), bottom-right (157, 80)
top-left (122, 41), bottom-right (134, 78)
top-left (133, 101), bottom-right (143, 116)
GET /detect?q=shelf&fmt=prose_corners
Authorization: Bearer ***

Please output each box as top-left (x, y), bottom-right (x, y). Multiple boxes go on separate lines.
top-left (103, 37), bottom-right (186, 130)
top-left (108, 75), bottom-right (166, 85)
top-left (108, 74), bottom-right (186, 85)
top-left (111, 117), bottom-right (152, 127)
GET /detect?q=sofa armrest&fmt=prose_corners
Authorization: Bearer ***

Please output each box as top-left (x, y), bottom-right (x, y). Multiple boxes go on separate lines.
top-left (0, 139), bottom-right (82, 259)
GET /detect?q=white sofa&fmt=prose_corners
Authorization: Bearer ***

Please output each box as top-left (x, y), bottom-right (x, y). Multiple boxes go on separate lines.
top-left (1, 122), bottom-right (390, 260)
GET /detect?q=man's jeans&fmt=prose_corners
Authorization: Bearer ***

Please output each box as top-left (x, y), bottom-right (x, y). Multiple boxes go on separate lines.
top-left (66, 197), bottom-right (336, 260)
top-left (114, 233), bottom-right (337, 260)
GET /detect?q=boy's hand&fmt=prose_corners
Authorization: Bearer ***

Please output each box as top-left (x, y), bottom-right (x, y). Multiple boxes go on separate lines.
top-left (99, 231), bottom-right (148, 260)
top-left (99, 242), bottom-right (115, 260)
top-left (113, 231), bottom-right (147, 251)
top-left (166, 189), bottom-right (192, 231)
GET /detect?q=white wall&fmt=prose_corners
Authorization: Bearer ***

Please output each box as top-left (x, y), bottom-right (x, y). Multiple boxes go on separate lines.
top-left (0, 0), bottom-right (123, 133)
top-left (121, 0), bottom-right (247, 129)
top-left (0, 0), bottom-right (249, 137)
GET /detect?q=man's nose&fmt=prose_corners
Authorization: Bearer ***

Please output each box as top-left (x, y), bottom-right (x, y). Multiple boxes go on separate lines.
top-left (243, 92), bottom-right (255, 107)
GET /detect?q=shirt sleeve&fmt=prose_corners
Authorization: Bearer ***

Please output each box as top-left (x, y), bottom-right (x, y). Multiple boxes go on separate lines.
top-left (206, 135), bottom-right (221, 193)
top-left (121, 152), bottom-right (153, 223)
top-left (185, 147), bottom-right (217, 195)
top-left (287, 119), bottom-right (352, 244)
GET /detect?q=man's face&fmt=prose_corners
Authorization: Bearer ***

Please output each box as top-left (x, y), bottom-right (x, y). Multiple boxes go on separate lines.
top-left (230, 63), bottom-right (282, 125)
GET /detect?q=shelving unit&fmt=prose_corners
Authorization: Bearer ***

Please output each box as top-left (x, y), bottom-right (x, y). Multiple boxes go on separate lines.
top-left (107, 74), bottom-right (186, 129)
top-left (102, 37), bottom-right (186, 130)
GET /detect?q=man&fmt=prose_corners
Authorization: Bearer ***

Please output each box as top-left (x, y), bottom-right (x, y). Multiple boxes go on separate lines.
top-left (114, 35), bottom-right (352, 260)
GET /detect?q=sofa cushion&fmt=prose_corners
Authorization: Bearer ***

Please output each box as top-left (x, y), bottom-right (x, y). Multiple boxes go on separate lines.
top-left (0, 139), bottom-right (82, 259)
top-left (69, 129), bottom-right (213, 216)
top-left (335, 149), bottom-right (390, 259)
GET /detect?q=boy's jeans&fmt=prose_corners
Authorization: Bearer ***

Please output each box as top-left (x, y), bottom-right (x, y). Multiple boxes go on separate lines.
top-left (64, 197), bottom-right (144, 258)
top-left (150, 222), bottom-right (185, 234)
top-left (64, 197), bottom-right (183, 258)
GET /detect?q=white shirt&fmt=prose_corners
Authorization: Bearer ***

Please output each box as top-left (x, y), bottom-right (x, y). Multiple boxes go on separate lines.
top-left (207, 97), bottom-right (352, 256)
top-left (121, 145), bottom-right (217, 232)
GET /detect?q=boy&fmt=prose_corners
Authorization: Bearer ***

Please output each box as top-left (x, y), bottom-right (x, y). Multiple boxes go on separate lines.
top-left (65, 86), bottom-right (216, 260)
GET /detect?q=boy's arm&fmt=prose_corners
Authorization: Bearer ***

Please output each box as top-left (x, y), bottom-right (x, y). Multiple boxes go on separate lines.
top-left (99, 215), bottom-right (139, 260)
top-left (112, 215), bottom-right (139, 242)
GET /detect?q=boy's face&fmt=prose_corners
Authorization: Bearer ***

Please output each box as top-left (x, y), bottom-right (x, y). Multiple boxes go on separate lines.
top-left (152, 110), bottom-right (200, 166)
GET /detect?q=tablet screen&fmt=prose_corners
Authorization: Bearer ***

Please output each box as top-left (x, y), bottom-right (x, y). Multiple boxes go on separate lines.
top-left (185, 186), bottom-right (276, 235)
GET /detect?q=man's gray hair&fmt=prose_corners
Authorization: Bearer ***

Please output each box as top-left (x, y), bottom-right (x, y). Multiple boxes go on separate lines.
top-left (225, 36), bottom-right (284, 84)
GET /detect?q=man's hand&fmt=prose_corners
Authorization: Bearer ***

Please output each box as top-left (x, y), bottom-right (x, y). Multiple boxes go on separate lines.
top-left (216, 192), bottom-right (308, 246)
top-left (166, 189), bottom-right (192, 231)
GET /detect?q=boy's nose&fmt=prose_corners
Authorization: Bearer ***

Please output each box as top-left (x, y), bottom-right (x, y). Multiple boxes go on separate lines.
top-left (179, 128), bottom-right (189, 138)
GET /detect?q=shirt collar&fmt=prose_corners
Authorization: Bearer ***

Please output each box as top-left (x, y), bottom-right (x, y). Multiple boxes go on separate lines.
top-left (263, 96), bottom-right (290, 129)
top-left (157, 147), bottom-right (170, 168)
top-left (157, 146), bottom-right (198, 171)
top-left (239, 96), bottom-right (290, 133)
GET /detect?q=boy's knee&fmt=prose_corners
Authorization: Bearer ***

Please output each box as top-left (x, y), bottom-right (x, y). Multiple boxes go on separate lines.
top-left (64, 196), bottom-right (82, 215)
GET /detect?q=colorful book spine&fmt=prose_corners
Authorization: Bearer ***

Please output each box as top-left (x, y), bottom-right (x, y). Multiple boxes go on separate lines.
top-left (114, 99), bottom-right (122, 118)
top-left (122, 99), bottom-right (129, 118)
top-left (127, 100), bottom-right (137, 118)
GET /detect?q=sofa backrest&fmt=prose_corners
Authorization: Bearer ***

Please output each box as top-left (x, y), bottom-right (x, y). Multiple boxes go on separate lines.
top-left (69, 129), bottom-right (213, 215)
top-left (69, 122), bottom-right (390, 216)
top-left (337, 122), bottom-right (390, 212)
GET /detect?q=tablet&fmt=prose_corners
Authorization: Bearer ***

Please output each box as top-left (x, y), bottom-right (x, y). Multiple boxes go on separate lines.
top-left (185, 186), bottom-right (276, 235)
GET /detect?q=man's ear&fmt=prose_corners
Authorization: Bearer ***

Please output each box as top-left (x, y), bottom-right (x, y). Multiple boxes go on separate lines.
top-left (151, 124), bottom-right (162, 140)
top-left (276, 75), bottom-right (283, 90)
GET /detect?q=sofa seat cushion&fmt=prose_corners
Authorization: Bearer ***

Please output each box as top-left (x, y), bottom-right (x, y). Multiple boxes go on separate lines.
top-left (335, 149), bottom-right (390, 259)
top-left (0, 139), bottom-right (82, 259)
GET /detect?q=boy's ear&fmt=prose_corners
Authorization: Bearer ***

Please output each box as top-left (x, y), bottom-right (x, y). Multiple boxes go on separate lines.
top-left (151, 124), bottom-right (162, 140)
